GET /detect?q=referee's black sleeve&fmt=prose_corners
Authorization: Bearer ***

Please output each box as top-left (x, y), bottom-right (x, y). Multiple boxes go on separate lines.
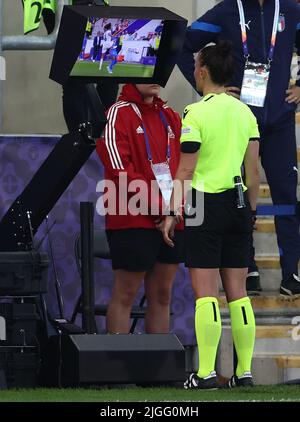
top-left (249, 138), bottom-right (260, 142)
top-left (181, 142), bottom-right (200, 153)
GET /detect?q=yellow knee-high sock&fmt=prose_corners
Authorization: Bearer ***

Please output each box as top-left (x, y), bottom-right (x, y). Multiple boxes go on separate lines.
top-left (229, 297), bottom-right (256, 377)
top-left (195, 297), bottom-right (222, 378)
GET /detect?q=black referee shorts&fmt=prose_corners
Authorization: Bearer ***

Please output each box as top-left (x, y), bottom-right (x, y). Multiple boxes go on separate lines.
top-left (106, 228), bottom-right (185, 272)
top-left (185, 189), bottom-right (252, 269)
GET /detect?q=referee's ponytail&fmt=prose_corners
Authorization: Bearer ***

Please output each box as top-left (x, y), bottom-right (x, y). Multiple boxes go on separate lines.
top-left (197, 41), bottom-right (234, 85)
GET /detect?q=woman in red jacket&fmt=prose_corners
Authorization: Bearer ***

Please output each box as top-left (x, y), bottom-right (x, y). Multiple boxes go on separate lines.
top-left (97, 83), bottom-right (184, 334)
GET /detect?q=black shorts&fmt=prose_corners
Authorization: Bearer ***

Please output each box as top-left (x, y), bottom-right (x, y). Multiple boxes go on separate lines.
top-left (185, 189), bottom-right (252, 269)
top-left (106, 229), bottom-right (185, 272)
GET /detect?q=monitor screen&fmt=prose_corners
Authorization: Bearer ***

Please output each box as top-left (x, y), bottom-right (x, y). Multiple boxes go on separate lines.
top-left (70, 17), bottom-right (164, 78)
top-left (50, 6), bottom-right (187, 86)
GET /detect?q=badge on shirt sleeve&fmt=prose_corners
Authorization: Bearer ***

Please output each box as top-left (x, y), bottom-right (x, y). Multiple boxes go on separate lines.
top-left (181, 126), bottom-right (192, 135)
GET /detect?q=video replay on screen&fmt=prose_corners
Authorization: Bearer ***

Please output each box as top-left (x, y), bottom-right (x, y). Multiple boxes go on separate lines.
top-left (70, 17), bottom-right (164, 78)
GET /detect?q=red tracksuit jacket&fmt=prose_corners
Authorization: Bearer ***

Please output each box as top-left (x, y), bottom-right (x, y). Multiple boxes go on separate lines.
top-left (96, 84), bottom-right (183, 230)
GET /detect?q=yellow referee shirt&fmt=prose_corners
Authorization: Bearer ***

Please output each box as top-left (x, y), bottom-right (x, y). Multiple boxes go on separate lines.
top-left (180, 93), bottom-right (260, 193)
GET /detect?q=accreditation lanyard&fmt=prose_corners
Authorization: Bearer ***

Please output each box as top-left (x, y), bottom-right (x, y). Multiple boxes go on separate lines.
top-left (131, 104), bottom-right (174, 207)
top-left (237, 0), bottom-right (279, 62)
top-left (237, 0), bottom-right (280, 107)
top-left (143, 112), bottom-right (171, 163)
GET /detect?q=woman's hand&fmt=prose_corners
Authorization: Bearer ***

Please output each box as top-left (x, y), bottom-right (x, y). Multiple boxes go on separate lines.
top-left (162, 216), bottom-right (177, 247)
top-left (155, 217), bottom-right (165, 231)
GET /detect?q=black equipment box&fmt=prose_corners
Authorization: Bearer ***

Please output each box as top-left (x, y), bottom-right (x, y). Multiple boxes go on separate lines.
top-left (0, 349), bottom-right (39, 388)
top-left (0, 252), bottom-right (49, 295)
top-left (0, 303), bottom-right (39, 346)
top-left (42, 333), bottom-right (186, 387)
top-left (0, 303), bottom-right (41, 388)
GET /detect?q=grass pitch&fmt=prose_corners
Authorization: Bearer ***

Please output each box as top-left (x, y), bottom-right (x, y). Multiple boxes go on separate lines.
top-left (0, 385), bottom-right (299, 402)
top-left (70, 61), bottom-right (154, 78)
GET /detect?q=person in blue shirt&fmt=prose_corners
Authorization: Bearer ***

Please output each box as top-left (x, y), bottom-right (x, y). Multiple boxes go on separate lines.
top-left (106, 38), bottom-right (119, 74)
top-left (178, 0), bottom-right (300, 296)
top-left (93, 32), bottom-right (102, 62)
top-left (155, 20), bottom-right (164, 34)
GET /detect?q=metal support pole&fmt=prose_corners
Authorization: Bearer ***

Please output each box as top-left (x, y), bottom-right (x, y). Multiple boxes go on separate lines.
top-left (2, 0), bottom-right (67, 51)
top-left (80, 202), bottom-right (95, 334)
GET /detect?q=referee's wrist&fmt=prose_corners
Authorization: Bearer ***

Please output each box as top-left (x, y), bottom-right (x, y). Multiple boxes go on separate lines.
top-left (168, 210), bottom-right (177, 217)
top-left (251, 209), bottom-right (257, 227)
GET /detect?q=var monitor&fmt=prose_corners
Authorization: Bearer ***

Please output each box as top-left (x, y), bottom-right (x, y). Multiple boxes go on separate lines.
top-left (50, 6), bottom-right (187, 86)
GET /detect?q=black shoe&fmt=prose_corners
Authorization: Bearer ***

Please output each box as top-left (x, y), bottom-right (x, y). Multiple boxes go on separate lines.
top-left (184, 371), bottom-right (218, 390)
top-left (226, 372), bottom-right (254, 388)
top-left (280, 274), bottom-right (300, 297)
top-left (246, 272), bottom-right (262, 295)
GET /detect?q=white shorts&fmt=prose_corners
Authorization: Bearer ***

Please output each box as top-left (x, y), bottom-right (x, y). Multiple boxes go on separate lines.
top-left (102, 42), bottom-right (113, 51)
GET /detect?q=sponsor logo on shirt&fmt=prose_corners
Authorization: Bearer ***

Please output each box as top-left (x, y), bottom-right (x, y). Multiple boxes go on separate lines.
top-left (239, 20), bottom-right (251, 31)
top-left (183, 108), bottom-right (190, 119)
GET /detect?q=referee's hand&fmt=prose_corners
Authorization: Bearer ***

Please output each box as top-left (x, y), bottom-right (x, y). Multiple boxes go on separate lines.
top-left (162, 216), bottom-right (177, 247)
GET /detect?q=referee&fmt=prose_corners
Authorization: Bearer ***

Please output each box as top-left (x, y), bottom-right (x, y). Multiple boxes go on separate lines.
top-left (162, 41), bottom-right (260, 389)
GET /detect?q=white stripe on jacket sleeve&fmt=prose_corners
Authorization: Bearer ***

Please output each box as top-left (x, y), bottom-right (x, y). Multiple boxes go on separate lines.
top-left (104, 101), bottom-right (130, 170)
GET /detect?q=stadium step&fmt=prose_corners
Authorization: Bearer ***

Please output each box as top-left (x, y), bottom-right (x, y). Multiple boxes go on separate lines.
top-left (252, 354), bottom-right (300, 385)
top-left (255, 255), bottom-right (300, 270)
top-left (258, 182), bottom-right (300, 198)
top-left (254, 325), bottom-right (299, 355)
top-left (250, 255), bottom-right (288, 291)
top-left (256, 255), bottom-right (282, 269)
top-left (256, 218), bottom-right (275, 233)
top-left (254, 232), bottom-right (278, 255)
top-left (216, 294), bottom-right (300, 384)
top-left (255, 269), bottom-right (282, 291)
top-left (259, 183), bottom-right (271, 198)
top-left (254, 219), bottom-right (277, 261)
top-left (218, 327), bottom-right (300, 384)
top-left (218, 328), bottom-right (300, 383)
top-left (218, 294), bottom-right (300, 310)
top-left (219, 294), bottom-right (300, 324)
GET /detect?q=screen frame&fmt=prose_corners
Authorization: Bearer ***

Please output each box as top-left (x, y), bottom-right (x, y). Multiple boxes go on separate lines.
top-left (50, 6), bottom-right (187, 87)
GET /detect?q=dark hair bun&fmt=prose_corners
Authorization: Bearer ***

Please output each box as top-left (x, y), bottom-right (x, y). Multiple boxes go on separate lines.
top-left (198, 41), bottom-right (234, 85)
top-left (215, 40), bottom-right (233, 57)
